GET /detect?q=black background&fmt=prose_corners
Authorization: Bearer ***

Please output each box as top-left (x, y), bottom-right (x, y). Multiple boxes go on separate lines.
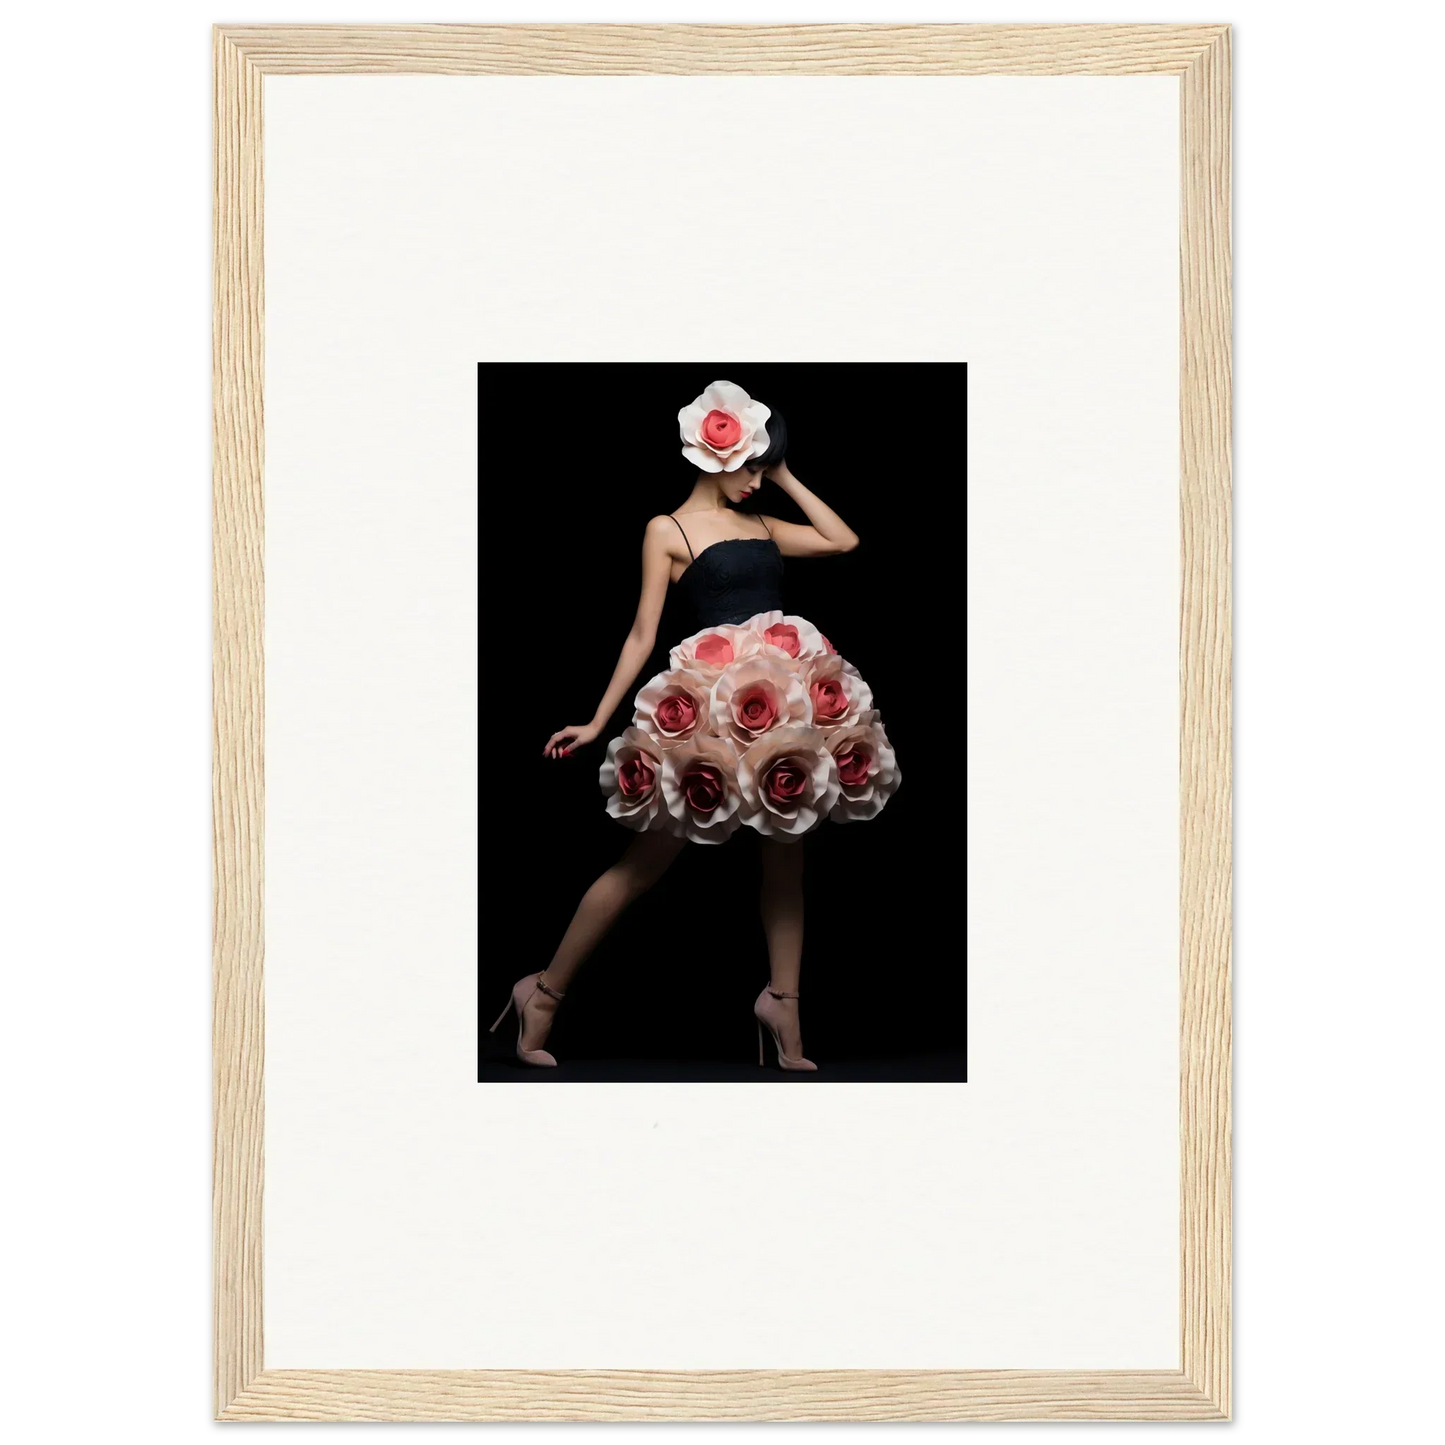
top-left (478, 363), bottom-right (966, 1081)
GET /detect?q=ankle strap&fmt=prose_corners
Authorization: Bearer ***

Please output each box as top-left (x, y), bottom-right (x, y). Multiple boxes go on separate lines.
top-left (766, 986), bottom-right (799, 1000)
top-left (535, 974), bottom-right (566, 1001)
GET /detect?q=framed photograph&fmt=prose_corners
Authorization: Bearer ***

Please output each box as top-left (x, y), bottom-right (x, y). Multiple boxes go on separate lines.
top-left (215, 23), bottom-right (1230, 1421)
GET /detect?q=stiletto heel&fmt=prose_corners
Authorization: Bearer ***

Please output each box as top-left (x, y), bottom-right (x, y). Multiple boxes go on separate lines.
top-left (753, 986), bottom-right (818, 1072)
top-left (490, 972), bottom-right (566, 1067)
top-left (757, 1020), bottom-right (765, 1067)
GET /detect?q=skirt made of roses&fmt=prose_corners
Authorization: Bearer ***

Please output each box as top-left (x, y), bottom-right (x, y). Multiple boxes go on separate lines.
top-left (599, 610), bottom-right (900, 844)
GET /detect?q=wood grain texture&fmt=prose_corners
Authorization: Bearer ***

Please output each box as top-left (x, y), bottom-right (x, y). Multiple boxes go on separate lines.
top-left (220, 22), bottom-right (1226, 75)
top-left (222, 1369), bottom-right (1222, 1423)
top-left (213, 22), bottom-right (1231, 1423)
top-left (212, 26), bottom-right (265, 1421)
top-left (1178, 27), bottom-right (1233, 1421)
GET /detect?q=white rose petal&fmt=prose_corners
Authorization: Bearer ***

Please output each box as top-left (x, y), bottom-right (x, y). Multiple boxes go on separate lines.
top-left (677, 379), bottom-right (772, 474)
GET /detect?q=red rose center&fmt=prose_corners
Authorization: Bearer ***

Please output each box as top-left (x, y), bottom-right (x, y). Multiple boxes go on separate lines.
top-left (618, 756), bottom-right (656, 798)
top-left (683, 764), bottom-right (724, 814)
top-left (811, 678), bottom-right (847, 719)
top-left (654, 693), bottom-right (697, 734)
top-left (764, 759), bottom-right (808, 806)
top-left (700, 409), bottom-right (743, 451)
top-left (764, 623), bottom-right (801, 658)
top-left (836, 747), bottom-right (871, 787)
top-left (736, 685), bottom-right (780, 733)
top-left (694, 634), bottom-right (735, 667)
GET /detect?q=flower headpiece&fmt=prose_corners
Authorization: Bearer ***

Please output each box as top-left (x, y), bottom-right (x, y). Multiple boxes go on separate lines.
top-left (678, 380), bottom-right (771, 473)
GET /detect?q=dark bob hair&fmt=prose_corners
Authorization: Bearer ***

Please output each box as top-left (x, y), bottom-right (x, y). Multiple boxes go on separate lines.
top-left (744, 408), bottom-right (788, 471)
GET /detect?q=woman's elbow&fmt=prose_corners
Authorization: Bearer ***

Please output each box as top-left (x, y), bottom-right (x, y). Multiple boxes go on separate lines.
top-left (838, 532), bottom-right (860, 554)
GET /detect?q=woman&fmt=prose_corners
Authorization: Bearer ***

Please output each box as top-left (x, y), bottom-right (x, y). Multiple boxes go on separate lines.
top-left (491, 381), bottom-right (900, 1071)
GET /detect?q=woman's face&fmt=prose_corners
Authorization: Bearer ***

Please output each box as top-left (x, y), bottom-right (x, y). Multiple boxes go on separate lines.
top-left (720, 465), bottom-right (763, 506)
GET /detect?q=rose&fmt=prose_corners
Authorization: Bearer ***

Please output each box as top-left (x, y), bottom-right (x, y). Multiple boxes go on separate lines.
top-left (710, 655), bottom-right (812, 746)
top-left (700, 409), bottom-right (742, 451)
top-left (660, 734), bottom-right (744, 844)
top-left (619, 757), bottom-right (654, 796)
top-left (735, 685), bottom-right (779, 734)
top-left (764, 758), bottom-right (808, 804)
top-left (678, 380), bottom-right (771, 473)
top-left (745, 610), bottom-right (829, 663)
top-left (695, 634), bottom-right (733, 668)
top-left (598, 728), bottom-right (666, 831)
top-left (811, 677), bottom-right (847, 723)
top-left (669, 622), bottom-right (766, 680)
top-left (834, 746), bottom-right (871, 788)
top-left (656, 696), bottom-right (694, 734)
top-left (737, 724), bottom-right (840, 839)
top-left (824, 712), bottom-right (901, 823)
top-left (633, 669), bottom-right (712, 747)
top-left (763, 622), bottom-right (801, 658)
top-left (682, 764), bottom-right (725, 813)
top-left (803, 654), bottom-right (873, 732)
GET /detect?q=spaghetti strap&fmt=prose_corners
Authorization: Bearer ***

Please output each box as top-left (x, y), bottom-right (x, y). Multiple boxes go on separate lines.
top-left (758, 515), bottom-right (773, 538)
top-left (668, 514), bottom-right (696, 561)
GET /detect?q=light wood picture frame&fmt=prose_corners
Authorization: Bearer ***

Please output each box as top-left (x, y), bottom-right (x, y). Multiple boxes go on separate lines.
top-left (214, 22), bottom-right (1231, 1422)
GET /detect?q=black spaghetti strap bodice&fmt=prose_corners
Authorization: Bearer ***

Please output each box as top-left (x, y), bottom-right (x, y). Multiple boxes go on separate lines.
top-left (672, 526), bottom-right (785, 629)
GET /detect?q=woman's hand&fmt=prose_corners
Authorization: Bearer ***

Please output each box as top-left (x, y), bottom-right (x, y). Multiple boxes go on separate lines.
top-left (763, 458), bottom-right (796, 487)
top-left (543, 721), bottom-right (603, 759)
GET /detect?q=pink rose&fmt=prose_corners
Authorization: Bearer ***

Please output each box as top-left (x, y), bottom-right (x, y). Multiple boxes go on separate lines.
top-left (763, 758), bottom-right (808, 804)
top-left (669, 623), bottom-right (763, 680)
top-left (700, 409), bottom-right (743, 451)
top-left (747, 610), bottom-right (828, 662)
top-left (710, 656), bottom-right (811, 746)
top-left (763, 622), bottom-right (801, 659)
top-left (653, 693), bottom-right (697, 736)
top-left (694, 634), bottom-right (734, 668)
top-left (810, 677), bottom-right (849, 723)
top-left (599, 728), bottom-right (666, 832)
top-left (660, 734), bottom-right (744, 843)
top-left (802, 654), bottom-right (872, 732)
top-left (735, 685), bottom-right (779, 735)
top-left (825, 712), bottom-right (900, 823)
top-left (617, 755), bottom-right (656, 798)
top-left (681, 763), bottom-right (725, 814)
top-left (736, 724), bottom-right (840, 839)
top-left (822, 635), bottom-right (837, 655)
top-left (633, 669), bottom-right (712, 747)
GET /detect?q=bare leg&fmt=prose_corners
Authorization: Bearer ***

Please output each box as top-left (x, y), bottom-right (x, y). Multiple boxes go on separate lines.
top-left (522, 831), bottom-right (686, 1051)
top-left (759, 838), bottom-right (806, 1058)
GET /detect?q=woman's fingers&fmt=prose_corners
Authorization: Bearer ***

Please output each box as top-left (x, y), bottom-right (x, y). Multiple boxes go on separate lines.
top-left (543, 728), bottom-right (580, 758)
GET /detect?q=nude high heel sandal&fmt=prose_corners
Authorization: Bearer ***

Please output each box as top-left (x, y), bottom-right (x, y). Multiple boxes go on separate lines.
top-left (490, 972), bottom-right (566, 1067)
top-left (754, 986), bottom-right (818, 1072)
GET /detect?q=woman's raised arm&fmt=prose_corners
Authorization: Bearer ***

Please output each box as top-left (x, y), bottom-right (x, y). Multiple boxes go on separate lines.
top-left (758, 459), bottom-right (860, 557)
top-left (543, 515), bottom-right (680, 758)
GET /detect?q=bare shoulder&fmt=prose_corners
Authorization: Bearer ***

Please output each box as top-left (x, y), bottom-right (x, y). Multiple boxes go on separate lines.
top-left (644, 513), bottom-right (686, 551)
